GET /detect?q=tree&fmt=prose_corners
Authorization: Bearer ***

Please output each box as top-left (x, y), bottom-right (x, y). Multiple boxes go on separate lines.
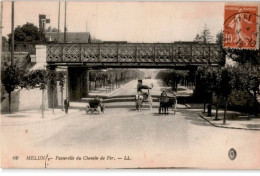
top-left (46, 26), bottom-right (59, 32)
top-left (194, 34), bottom-right (201, 43)
top-left (216, 31), bottom-right (223, 45)
top-left (247, 66), bottom-right (260, 115)
top-left (195, 65), bottom-right (209, 112)
top-left (22, 70), bottom-right (48, 118)
top-left (1, 65), bottom-right (22, 113)
top-left (193, 24), bottom-right (213, 44)
top-left (89, 71), bottom-right (98, 90)
top-left (219, 67), bottom-right (233, 125)
top-left (213, 67), bottom-right (222, 120)
top-left (48, 69), bottom-right (58, 114)
top-left (226, 49), bottom-right (259, 65)
top-left (8, 22), bottom-right (46, 44)
top-left (57, 71), bottom-right (66, 111)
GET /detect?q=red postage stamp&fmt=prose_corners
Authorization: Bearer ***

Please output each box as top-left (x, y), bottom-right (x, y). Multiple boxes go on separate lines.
top-left (224, 4), bottom-right (259, 50)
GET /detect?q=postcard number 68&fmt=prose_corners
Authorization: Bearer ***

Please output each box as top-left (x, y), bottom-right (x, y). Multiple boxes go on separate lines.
top-left (13, 156), bottom-right (19, 160)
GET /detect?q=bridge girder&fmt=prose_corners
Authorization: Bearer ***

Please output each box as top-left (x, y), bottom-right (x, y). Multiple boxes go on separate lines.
top-left (46, 42), bottom-right (224, 67)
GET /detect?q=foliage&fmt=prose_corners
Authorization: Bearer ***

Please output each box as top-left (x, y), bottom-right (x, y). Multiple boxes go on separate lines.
top-left (226, 49), bottom-right (260, 65)
top-left (1, 65), bottom-right (24, 113)
top-left (89, 69), bottom-right (144, 89)
top-left (46, 26), bottom-right (59, 32)
top-left (1, 65), bottom-right (23, 94)
top-left (193, 24), bottom-right (213, 44)
top-left (156, 69), bottom-right (192, 91)
top-left (8, 22), bottom-right (46, 44)
top-left (57, 71), bottom-right (66, 90)
top-left (21, 69), bottom-right (48, 90)
top-left (219, 66), bottom-right (233, 98)
top-left (48, 69), bottom-right (58, 90)
top-left (195, 63), bottom-right (260, 118)
top-left (216, 31), bottom-right (223, 45)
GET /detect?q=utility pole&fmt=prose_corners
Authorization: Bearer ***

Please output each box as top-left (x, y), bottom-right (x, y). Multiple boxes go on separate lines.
top-left (64, 1), bottom-right (67, 43)
top-left (57, 1), bottom-right (60, 42)
top-left (0, 1), bottom-right (3, 62)
top-left (11, 1), bottom-right (14, 66)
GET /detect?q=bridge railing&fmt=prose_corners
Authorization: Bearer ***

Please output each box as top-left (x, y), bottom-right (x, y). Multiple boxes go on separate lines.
top-left (46, 43), bottom-right (222, 65)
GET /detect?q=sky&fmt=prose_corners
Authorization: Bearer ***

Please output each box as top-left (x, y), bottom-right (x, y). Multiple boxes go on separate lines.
top-left (2, 1), bottom-right (225, 42)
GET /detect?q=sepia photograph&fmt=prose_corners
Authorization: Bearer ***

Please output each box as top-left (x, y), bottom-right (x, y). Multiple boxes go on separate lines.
top-left (0, 0), bottom-right (260, 169)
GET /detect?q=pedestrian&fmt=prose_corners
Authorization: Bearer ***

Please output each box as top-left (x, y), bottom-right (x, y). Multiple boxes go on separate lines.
top-left (64, 97), bottom-right (70, 114)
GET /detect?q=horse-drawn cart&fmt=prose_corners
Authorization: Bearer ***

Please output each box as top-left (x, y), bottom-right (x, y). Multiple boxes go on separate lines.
top-left (158, 92), bottom-right (177, 114)
top-left (136, 81), bottom-right (153, 111)
top-left (86, 99), bottom-right (105, 114)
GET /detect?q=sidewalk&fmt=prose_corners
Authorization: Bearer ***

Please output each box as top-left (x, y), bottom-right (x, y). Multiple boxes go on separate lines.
top-left (198, 110), bottom-right (260, 131)
top-left (1, 108), bottom-right (80, 126)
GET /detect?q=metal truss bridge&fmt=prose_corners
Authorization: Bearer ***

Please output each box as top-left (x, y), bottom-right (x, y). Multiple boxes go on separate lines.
top-left (46, 42), bottom-right (223, 68)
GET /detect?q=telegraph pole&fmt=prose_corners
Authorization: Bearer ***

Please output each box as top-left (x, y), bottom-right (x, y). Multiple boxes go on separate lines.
top-left (11, 1), bottom-right (14, 66)
top-left (0, 1), bottom-right (3, 62)
top-left (57, 1), bottom-right (60, 42)
top-left (64, 1), bottom-right (68, 99)
top-left (64, 1), bottom-right (67, 43)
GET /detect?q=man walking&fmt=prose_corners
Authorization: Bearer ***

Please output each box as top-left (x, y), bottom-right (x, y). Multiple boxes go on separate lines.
top-left (64, 97), bottom-right (70, 114)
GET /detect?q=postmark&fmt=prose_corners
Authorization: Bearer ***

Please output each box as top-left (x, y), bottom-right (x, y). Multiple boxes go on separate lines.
top-left (223, 4), bottom-right (259, 50)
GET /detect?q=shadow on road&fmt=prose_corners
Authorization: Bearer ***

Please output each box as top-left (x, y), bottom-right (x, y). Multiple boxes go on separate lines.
top-left (179, 109), bottom-right (212, 127)
top-left (4, 114), bottom-right (28, 118)
top-left (246, 124), bottom-right (260, 129)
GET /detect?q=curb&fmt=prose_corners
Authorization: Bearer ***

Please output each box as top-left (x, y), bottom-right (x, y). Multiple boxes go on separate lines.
top-left (197, 113), bottom-right (260, 131)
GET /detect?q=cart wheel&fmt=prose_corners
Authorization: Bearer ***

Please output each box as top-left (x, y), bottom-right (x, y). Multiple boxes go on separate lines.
top-left (86, 106), bottom-right (90, 114)
top-left (102, 106), bottom-right (105, 114)
top-left (97, 107), bottom-right (101, 114)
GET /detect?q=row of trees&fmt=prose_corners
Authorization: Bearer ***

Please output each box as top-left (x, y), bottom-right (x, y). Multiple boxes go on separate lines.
top-left (2, 65), bottom-right (66, 117)
top-left (89, 69), bottom-right (145, 92)
top-left (156, 69), bottom-right (195, 92)
top-left (195, 64), bottom-right (260, 124)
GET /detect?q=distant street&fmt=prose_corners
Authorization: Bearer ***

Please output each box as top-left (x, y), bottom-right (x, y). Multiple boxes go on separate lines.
top-left (1, 79), bottom-right (260, 169)
top-left (110, 79), bottom-right (165, 96)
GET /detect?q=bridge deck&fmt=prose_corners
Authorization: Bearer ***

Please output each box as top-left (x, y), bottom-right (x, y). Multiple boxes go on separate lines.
top-left (46, 42), bottom-right (223, 67)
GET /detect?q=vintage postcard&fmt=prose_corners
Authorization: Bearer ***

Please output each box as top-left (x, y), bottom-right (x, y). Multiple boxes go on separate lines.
top-left (1, 1), bottom-right (260, 169)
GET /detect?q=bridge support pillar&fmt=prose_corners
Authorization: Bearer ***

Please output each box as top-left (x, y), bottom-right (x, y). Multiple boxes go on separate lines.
top-left (82, 69), bottom-right (89, 97)
top-left (68, 67), bottom-right (82, 101)
top-left (68, 67), bottom-right (90, 101)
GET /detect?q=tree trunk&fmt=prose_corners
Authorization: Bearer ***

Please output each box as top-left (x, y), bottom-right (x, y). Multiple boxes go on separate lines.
top-left (203, 101), bottom-right (206, 113)
top-left (42, 89), bottom-right (45, 118)
top-left (223, 97), bottom-right (228, 125)
top-left (214, 95), bottom-right (220, 120)
top-left (61, 88), bottom-right (64, 111)
top-left (52, 88), bottom-right (54, 114)
top-left (254, 91), bottom-right (257, 115)
top-left (8, 93), bottom-right (11, 113)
